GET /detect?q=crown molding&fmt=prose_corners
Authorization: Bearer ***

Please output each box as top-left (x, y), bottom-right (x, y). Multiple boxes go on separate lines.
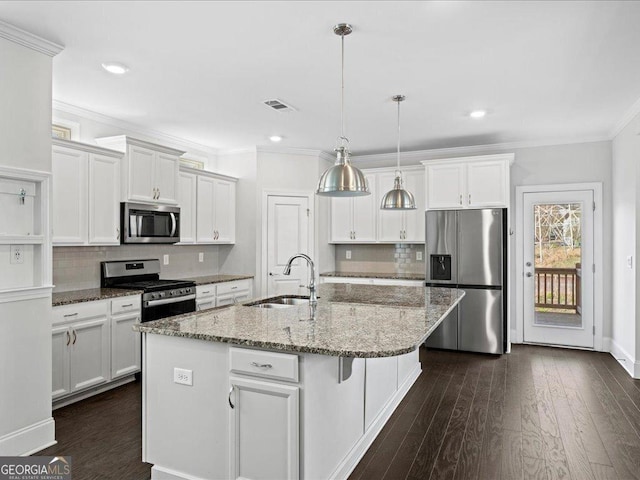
top-left (217, 147), bottom-right (257, 156)
top-left (256, 145), bottom-right (326, 158)
top-left (610, 95), bottom-right (640, 139)
top-left (351, 135), bottom-right (610, 167)
top-left (0, 20), bottom-right (63, 57)
top-left (52, 100), bottom-right (218, 156)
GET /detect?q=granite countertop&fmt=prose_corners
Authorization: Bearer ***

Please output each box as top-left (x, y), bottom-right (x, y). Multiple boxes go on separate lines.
top-left (52, 288), bottom-right (143, 307)
top-left (320, 271), bottom-right (426, 281)
top-left (134, 284), bottom-right (463, 358)
top-left (179, 274), bottom-right (254, 286)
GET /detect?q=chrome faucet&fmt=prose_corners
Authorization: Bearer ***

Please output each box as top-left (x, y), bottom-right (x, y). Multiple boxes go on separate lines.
top-left (283, 253), bottom-right (317, 305)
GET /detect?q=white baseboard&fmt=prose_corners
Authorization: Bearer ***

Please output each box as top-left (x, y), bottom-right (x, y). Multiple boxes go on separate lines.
top-left (0, 417), bottom-right (55, 456)
top-left (151, 465), bottom-right (208, 480)
top-left (605, 336), bottom-right (640, 379)
top-left (329, 364), bottom-right (422, 480)
top-left (53, 375), bottom-right (137, 410)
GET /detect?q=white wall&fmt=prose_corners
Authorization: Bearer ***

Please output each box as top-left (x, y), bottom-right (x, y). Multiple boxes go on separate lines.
top-left (0, 38), bottom-right (52, 171)
top-left (216, 150), bottom-right (258, 281)
top-left (0, 36), bottom-right (55, 454)
top-left (611, 111), bottom-right (640, 374)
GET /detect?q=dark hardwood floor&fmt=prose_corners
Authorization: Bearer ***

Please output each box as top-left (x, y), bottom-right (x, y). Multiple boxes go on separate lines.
top-left (34, 345), bottom-right (640, 480)
top-left (36, 381), bottom-right (151, 480)
top-left (350, 345), bottom-right (640, 480)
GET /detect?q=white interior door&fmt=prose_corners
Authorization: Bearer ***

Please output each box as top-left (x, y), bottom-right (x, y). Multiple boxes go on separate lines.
top-left (267, 195), bottom-right (310, 296)
top-left (523, 190), bottom-right (594, 348)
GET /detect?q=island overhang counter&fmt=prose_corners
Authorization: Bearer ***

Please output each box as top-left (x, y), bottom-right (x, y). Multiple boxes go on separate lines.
top-left (135, 284), bottom-right (464, 480)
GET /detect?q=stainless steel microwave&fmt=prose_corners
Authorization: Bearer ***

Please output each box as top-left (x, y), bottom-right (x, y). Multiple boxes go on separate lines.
top-left (120, 202), bottom-right (180, 244)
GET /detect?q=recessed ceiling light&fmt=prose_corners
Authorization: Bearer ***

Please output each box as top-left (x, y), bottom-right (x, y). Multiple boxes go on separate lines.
top-left (469, 110), bottom-right (486, 119)
top-left (101, 62), bottom-right (129, 75)
top-left (269, 135), bottom-right (283, 143)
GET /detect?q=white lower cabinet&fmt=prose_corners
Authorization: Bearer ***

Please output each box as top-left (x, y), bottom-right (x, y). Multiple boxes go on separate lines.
top-left (229, 376), bottom-right (299, 480)
top-left (52, 295), bottom-right (141, 403)
top-left (195, 279), bottom-right (254, 310)
top-left (52, 303), bottom-right (110, 400)
top-left (111, 308), bottom-right (141, 379)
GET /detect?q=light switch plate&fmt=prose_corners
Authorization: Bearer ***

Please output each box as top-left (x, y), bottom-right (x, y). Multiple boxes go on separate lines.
top-left (163, 254), bottom-right (169, 265)
top-left (198, 252), bottom-right (204, 263)
top-left (174, 368), bottom-right (193, 386)
top-left (346, 250), bottom-right (351, 260)
top-left (416, 251), bottom-right (423, 261)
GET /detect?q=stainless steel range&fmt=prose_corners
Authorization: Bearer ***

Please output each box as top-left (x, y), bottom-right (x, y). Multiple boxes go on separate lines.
top-left (101, 259), bottom-right (196, 322)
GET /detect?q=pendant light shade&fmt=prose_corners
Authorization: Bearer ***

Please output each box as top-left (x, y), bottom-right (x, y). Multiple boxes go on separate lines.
top-left (380, 95), bottom-right (416, 210)
top-left (316, 23), bottom-right (370, 197)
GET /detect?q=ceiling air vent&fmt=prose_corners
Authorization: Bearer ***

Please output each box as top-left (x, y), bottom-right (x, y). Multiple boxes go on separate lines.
top-left (263, 99), bottom-right (296, 112)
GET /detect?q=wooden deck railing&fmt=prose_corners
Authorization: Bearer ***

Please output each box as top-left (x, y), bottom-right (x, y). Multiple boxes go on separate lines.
top-left (534, 267), bottom-right (579, 312)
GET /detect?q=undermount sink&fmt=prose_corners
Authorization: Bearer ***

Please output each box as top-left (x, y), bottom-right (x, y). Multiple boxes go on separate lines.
top-left (244, 296), bottom-right (311, 309)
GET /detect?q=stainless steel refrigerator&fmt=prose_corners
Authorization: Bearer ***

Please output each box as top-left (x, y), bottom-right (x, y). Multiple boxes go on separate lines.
top-left (425, 208), bottom-right (507, 354)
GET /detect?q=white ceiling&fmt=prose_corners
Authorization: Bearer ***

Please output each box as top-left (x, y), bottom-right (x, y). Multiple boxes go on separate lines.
top-left (2, 1), bottom-right (640, 155)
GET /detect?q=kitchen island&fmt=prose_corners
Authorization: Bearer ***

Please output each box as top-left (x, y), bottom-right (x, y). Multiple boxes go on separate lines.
top-left (135, 284), bottom-right (464, 480)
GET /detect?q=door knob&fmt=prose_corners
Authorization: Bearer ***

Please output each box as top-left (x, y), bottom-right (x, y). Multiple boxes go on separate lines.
top-left (526, 262), bottom-right (532, 267)
top-left (526, 272), bottom-right (533, 277)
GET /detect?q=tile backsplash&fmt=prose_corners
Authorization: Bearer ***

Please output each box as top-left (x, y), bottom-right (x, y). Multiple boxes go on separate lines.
top-left (53, 244), bottom-right (220, 292)
top-left (334, 244), bottom-right (425, 275)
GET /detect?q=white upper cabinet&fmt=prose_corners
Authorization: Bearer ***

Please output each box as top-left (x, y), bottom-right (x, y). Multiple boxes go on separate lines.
top-left (89, 153), bottom-right (120, 245)
top-left (183, 167), bottom-right (237, 245)
top-left (95, 135), bottom-right (185, 205)
top-left (178, 171), bottom-right (197, 244)
top-left (52, 139), bottom-right (122, 246)
top-left (330, 173), bottom-right (377, 243)
top-left (330, 168), bottom-right (424, 244)
top-left (423, 154), bottom-right (513, 210)
top-left (52, 145), bottom-right (88, 244)
top-left (377, 169), bottom-right (425, 243)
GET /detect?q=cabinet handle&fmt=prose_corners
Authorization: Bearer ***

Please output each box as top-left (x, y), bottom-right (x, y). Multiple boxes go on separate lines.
top-left (250, 362), bottom-right (273, 369)
top-left (201, 290), bottom-right (211, 295)
top-left (468, 194), bottom-right (471, 205)
top-left (459, 194), bottom-right (463, 205)
top-left (228, 386), bottom-right (235, 409)
top-left (66, 331), bottom-right (70, 346)
top-left (72, 330), bottom-right (77, 345)
top-left (157, 188), bottom-right (160, 199)
top-left (121, 303), bottom-right (133, 308)
top-left (353, 231), bottom-right (356, 240)
top-left (116, 228), bottom-right (120, 240)
top-left (63, 313), bottom-right (78, 318)
top-left (231, 286), bottom-right (238, 290)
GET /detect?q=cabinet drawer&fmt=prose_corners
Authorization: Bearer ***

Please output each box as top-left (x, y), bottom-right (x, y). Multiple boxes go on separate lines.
top-left (230, 347), bottom-right (299, 383)
top-left (53, 301), bottom-right (108, 326)
top-left (217, 279), bottom-right (251, 296)
top-left (196, 284), bottom-right (216, 299)
top-left (111, 295), bottom-right (141, 315)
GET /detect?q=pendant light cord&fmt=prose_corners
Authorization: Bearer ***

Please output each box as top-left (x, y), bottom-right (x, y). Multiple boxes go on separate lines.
top-left (340, 32), bottom-right (346, 147)
top-left (396, 98), bottom-right (401, 173)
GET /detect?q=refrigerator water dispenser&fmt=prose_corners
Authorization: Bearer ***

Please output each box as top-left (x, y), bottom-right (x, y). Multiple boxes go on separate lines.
top-left (430, 254), bottom-right (451, 280)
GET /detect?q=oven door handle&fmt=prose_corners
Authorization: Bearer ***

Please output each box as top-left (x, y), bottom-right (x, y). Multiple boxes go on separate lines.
top-left (170, 212), bottom-right (177, 237)
top-left (145, 294), bottom-right (196, 308)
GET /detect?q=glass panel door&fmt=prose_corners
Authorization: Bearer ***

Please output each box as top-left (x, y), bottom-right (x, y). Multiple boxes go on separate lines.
top-left (523, 190), bottom-right (594, 348)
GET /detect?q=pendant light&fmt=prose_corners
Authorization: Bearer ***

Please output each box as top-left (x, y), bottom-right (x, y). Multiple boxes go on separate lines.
top-left (316, 23), bottom-right (370, 197)
top-left (380, 95), bottom-right (416, 210)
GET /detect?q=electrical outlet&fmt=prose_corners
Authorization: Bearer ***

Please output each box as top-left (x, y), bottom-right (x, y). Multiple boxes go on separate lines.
top-left (174, 368), bottom-right (193, 386)
top-left (163, 254), bottom-right (169, 265)
top-left (346, 250), bottom-right (351, 260)
top-left (10, 245), bottom-right (24, 264)
top-left (416, 251), bottom-right (423, 261)
top-left (199, 252), bottom-right (204, 263)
